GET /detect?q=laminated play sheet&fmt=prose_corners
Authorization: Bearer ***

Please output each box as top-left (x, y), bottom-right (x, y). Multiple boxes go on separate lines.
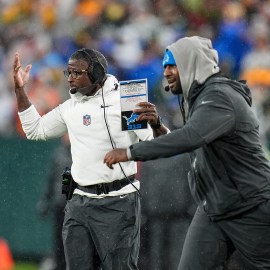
top-left (120, 78), bottom-right (148, 131)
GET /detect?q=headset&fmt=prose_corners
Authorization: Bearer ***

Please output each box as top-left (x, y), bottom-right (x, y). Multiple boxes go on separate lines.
top-left (77, 48), bottom-right (106, 85)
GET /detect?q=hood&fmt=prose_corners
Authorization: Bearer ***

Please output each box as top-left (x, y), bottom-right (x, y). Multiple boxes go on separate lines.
top-left (214, 78), bottom-right (253, 107)
top-left (167, 36), bottom-right (220, 100)
top-left (70, 74), bottom-right (119, 102)
top-left (188, 76), bottom-right (253, 110)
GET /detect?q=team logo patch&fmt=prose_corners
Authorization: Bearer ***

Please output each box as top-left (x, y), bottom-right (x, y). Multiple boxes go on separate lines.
top-left (164, 54), bottom-right (169, 63)
top-left (83, 114), bottom-right (91, 126)
top-left (122, 113), bottom-right (139, 125)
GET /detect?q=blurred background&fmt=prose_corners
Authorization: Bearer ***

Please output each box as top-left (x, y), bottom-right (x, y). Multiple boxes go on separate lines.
top-left (1, 0), bottom-right (270, 269)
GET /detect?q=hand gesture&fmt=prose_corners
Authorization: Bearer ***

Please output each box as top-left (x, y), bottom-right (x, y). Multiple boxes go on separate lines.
top-left (133, 102), bottom-right (159, 127)
top-left (104, 148), bottom-right (128, 169)
top-left (13, 52), bottom-right (32, 89)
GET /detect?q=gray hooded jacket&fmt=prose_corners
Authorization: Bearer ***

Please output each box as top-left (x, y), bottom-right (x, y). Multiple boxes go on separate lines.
top-left (130, 36), bottom-right (270, 220)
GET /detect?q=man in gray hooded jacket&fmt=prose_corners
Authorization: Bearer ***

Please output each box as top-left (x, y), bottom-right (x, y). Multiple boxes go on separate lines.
top-left (104, 36), bottom-right (270, 270)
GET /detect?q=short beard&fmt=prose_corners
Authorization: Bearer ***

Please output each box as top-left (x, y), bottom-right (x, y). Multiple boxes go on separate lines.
top-left (172, 82), bottom-right (183, 95)
top-left (70, 84), bottom-right (98, 96)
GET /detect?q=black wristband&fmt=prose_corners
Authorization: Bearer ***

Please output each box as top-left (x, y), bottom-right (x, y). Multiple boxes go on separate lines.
top-left (150, 115), bottom-right (162, 129)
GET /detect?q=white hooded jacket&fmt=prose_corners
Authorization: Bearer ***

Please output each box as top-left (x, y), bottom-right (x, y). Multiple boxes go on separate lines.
top-left (19, 75), bottom-right (154, 197)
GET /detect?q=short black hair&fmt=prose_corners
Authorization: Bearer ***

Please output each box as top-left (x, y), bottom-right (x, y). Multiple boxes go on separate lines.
top-left (70, 48), bottom-right (108, 84)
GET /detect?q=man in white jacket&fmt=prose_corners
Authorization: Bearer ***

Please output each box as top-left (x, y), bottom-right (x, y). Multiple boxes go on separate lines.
top-left (13, 48), bottom-right (169, 270)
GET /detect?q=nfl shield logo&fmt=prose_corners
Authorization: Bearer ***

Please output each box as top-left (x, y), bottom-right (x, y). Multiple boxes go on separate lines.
top-left (83, 114), bottom-right (91, 126)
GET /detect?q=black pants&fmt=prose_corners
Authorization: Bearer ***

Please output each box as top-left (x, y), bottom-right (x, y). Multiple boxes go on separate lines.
top-left (62, 193), bottom-right (140, 270)
top-left (178, 200), bottom-right (270, 270)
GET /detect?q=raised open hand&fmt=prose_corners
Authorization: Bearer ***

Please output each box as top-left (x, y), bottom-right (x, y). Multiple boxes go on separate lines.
top-left (13, 52), bottom-right (32, 89)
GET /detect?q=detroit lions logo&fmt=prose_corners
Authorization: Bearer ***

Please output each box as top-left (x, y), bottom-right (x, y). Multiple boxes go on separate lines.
top-left (122, 113), bottom-right (139, 125)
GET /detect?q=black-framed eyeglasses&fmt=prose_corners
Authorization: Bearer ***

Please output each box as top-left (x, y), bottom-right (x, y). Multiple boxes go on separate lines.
top-left (63, 69), bottom-right (88, 79)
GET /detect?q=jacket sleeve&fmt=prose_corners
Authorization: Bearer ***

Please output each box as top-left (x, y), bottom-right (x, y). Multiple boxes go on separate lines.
top-left (130, 90), bottom-right (235, 161)
top-left (133, 124), bottom-right (154, 141)
top-left (18, 104), bottom-right (67, 140)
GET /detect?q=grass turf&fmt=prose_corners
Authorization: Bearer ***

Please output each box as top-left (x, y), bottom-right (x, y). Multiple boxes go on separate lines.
top-left (14, 262), bottom-right (38, 270)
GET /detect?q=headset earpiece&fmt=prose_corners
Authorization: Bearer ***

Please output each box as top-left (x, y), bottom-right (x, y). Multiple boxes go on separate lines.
top-left (77, 49), bottom-right (106, 84)
top-left (91, 62), bottom-right (106, 84)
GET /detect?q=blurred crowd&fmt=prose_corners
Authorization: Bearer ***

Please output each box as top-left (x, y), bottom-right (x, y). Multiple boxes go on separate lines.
top-left (1, 0), bottom-right (270, 152)
top-left (2, 1), bottom-right (270, 269)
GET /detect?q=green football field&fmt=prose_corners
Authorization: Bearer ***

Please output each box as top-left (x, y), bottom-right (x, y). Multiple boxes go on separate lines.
top-left (14, 262), bottom-right (38, 270)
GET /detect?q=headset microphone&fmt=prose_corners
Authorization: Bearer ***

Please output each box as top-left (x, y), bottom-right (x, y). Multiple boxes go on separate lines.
top-left (164, 85), bottom-right (170, 92)
top-left (70, 88), bottom-right (77, 94)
